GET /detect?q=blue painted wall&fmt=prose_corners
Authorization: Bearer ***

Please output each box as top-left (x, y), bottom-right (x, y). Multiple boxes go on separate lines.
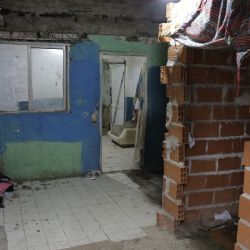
top-left (144, 67), bottom-right (167, 173)
top-left (0, 42), bottom-right (101, 179)
top-left (0, 37), bottom-right (167, 180)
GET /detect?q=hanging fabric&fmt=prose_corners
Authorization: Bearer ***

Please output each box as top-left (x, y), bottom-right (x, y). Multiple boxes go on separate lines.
top-left (170, 0), bottom-right (250, 94)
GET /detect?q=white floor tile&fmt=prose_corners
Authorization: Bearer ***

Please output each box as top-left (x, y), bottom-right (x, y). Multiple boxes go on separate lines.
top-left (39, 210), bottom-right (58, 221)
top-left (86, 228), bottom-right (108, 243)
top-left (65, 228), bottom-right (88, 241)
top-left (46, 231), bottom-right (67, 243)
top-left (69, 238), bottom-right (90, 247)
top-left (26, 234), bottom-right (47, 248)
top-left (0, 209), bottom-right (4, 226)
top-left (8, 238), bottom-right (27, 249)
top-left (3, 173), bottom-right (161, 249)
top-left (6, 228), bottom-right (25, 241)
top-left (42, 219), bottom-right (62, 234)
top-left (27, 244), bottom-right (50, 250)
top-left (48, 241), bottom-right (71, 250)
top-left (107, 231), bottom-right (130, 242)
top-left (102, 136), bottom-right (138, 172)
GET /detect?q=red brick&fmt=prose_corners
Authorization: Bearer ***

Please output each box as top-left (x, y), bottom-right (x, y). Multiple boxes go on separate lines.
top-left (188, 192), bottom-right (213, 207)
top-left (239, 195), bottom-right (250, 223)
top-left (195, 87), bottom-right (222, 103)
top-left (170, 146), bottom-right (185, 163)
top-left (230, 172), bottom-right (244, 186)
top-left (220, 122), bottom-right (245, 137)
top-left (238, 106), bottom-right (250, 120)
top-left (168, 124), bottom-right (189, 144)
top-left (213, 105), bottom-right (237, 120)
top-left (161, 65), bottom-right (188, 84)
top-left (185, 175), bottom-right (206, 191)
top-left (245, 122), bottom-right (250, 136)
top-left (243, 141), bottom-right (250, 166)
top-left (193, 122), bottom-right (220, 138)
top-left (162, 177), bottom-right (166, 193)
top-left (206, 174), bottom-right (230, 189)
top-left (224, 87), bottom-right (237, 103)
top-left (233, 139), bottom-right (247, 153)
top-left (160, 66), bottom-right (170, 84)
top-left (243, 168), bottom-right (250, 194)
top-left (170, 105), bottom-right (185, 124)
top-left (157, 211), bottom-right (179, 234)
top-left (203, 49), bottom-right (235, 66)
top-left (218, 157), bottom-right (242, 171)
top-left (190, 159), bottom-right (216, 173)
top-left (171, 65), bottom-right (188, 84)
top-left (234, 243), bottom-right (242, 250)
top-left (166, 85), bottom-right (189, 104)
top-left (158, 23), bottom-right (171, 43)
top-left (214, 188), bottom-right (240, 204)
top-left (240, 68), bottom-right (250, 85)
top-left (188, 66), bottom-right (235, 85)
top-left (168, 46), bottom-right (203, 64)
top-left (213, 68), bottom-right (236, 85)
top-left (164, 161), bottom-right (187, 184)
top-left (186, 204), bottom-right (238, 225)
top-left (207, 140), bottom-right (233, 155)
top-left (191, 49), bottom-right (204, 64)
top-left (162, 195), bottom-right (184, 221)
top-left (241, 56), bottom-right (250, 67)
top-left (186, 140), bottom-right (207, 157)
top-left (237, 220), bottom-right (250, 249)
top-left (224, 87), bottom-right (249, 103)
top-left (188, 66), bottom-right (209, 84)
top-left (186, 105), bottom-right (212, 121)
top-left (168, 182), bottom-right (183, 200)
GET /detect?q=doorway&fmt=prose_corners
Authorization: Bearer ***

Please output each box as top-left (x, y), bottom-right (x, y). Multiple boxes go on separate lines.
top-left (100, 54), bottom-right (147, 173)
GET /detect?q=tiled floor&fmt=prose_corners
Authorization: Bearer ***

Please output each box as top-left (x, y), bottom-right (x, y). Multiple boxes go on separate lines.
top-left (0, 173), bottom-right (159, 250)
top-left (102, 136), bottom-right (139, 172)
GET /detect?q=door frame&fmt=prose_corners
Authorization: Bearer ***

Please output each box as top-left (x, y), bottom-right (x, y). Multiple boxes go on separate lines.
top-left (99, 52), bottom-right (148, 172)
top-left (109, 62), bottom-right (126, 128)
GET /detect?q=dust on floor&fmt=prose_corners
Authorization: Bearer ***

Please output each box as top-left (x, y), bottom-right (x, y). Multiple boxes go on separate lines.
top-left (0, 226), bottom-right (7, 250)
top-left (1, 172), bottom-right (159, 250)
top-left (0, 171), bottom-right (235, 250)
top-left (66, 225), bottom-right (223, 250)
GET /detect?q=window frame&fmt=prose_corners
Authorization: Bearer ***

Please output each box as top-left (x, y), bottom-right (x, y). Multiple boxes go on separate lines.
top-left (0, 41), bottom-right (69, 114)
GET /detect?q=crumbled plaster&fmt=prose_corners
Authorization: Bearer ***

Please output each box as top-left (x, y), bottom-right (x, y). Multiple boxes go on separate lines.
top-left (235, 91), bottom-right (250, 106)
top-left (164, 136), bottom-right (180, 152)
top-left (0, 1), bottom-right (166, 38)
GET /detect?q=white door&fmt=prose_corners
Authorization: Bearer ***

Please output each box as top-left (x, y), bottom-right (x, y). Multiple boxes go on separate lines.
top-left (110, 64), bottom-right (125, 127)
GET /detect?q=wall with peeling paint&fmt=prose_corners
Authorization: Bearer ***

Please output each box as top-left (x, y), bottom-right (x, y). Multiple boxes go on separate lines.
top-left (89, 35), bottom-right (167, 173)
top-left (0, 36), bottom-right (167, 180)
top-left (0, 42), bottom-right (101, 180)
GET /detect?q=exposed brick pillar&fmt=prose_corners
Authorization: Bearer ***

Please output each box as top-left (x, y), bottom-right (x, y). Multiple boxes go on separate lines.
top-left (157, 44), bottom-right (250, 233)
top-left (235, 142), bottom-right (250, 250)
top-left (158, 0), bottom-right (250, 236)
top-left (157, 45), bottom-right (190, 233)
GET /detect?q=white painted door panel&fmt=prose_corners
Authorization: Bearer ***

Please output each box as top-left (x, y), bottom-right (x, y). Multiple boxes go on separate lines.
top-left (110, 64), bottom-right (125, 126)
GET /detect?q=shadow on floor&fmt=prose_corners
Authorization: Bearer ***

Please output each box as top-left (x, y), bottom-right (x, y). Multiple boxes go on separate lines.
top-left (0, 226), bottom-right (7, 250)
top-left (125, 170), bottom-right (162, 206)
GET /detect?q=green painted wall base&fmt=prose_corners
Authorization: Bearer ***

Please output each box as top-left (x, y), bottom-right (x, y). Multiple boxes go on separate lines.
top-left (4, 142), bottom-right (82, 181)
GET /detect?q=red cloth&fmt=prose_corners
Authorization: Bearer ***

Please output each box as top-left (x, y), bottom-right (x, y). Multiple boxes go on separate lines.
top-left (172, 0), bottom-right (250, 53)
top-left (0, 182), bottom-right (13, 195)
